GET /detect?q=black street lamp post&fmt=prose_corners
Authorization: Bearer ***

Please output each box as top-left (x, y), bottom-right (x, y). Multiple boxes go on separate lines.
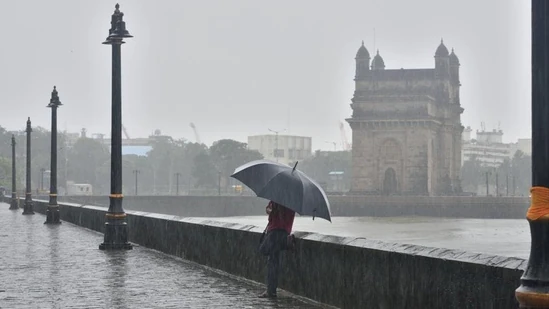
top-left (218, 171), bottom-right (221, 196)
top-left (513, 175), bottom-right (517, 196)
top-left (485, 171), bottom-right (491, 196)
top-left (133, 169), bottom-right (140, 196)
top-left (188, 173), bottom-right (192, 196)
top-left (495, 172), bottom-right (499, 197)
top-left (23, 118), bottom-right (34, 215)
top-left (516, 1), bottom-right (549, 306)
top-left (9, 135), bottom-right (18, 210)
top-left (40, 168), bottom-right (45, 192)
top-left (99, 3), bottom-right (133, 250)
top-left (45, 86), bottom-right (62, 224)
top-left (506, 174), bottom-right (509, 197)
top-left (175, 172), bottom-right (181, 196)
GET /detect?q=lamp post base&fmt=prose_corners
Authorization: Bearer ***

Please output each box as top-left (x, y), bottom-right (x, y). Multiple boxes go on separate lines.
top-left (99, 219), bottom-right (133, 250)
top-left (516, 219), bottom-right (549, 308)
top-left (22, 200), bottom-right (34, 215)
top-left (44, 205), bottom-right (61, 224)
top-left (516, 285), bottom-right (549, 309)
top-left (9, 196), bottom-right (18, 210)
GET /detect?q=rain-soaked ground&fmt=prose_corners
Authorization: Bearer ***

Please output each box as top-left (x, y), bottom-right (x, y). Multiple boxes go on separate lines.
top-left (196, 216), bottom-right (531, 259)
top-left (0, 204), bottom-right (329, 309)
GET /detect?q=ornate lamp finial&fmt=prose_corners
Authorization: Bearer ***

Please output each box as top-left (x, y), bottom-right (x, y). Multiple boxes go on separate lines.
top-left (47, 86), bottom-right (62, 108)
top-left (104, 3), bottom-right (132, 44)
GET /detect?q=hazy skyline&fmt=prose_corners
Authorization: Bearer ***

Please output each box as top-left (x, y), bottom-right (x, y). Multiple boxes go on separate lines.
top-left (0, 1), bottom-right (530, 150)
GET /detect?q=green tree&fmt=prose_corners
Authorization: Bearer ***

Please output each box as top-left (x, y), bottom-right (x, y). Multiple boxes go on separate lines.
top-left (209, 139), bottom-right (263, 191)
top-left (510, 150), bottom-right (532, 196)
top-left (494, 158), bottom-right (512, 196)
top-left (0, 157), bottom-right (11, 188)
top-left (66, 137), bottom-right (110, 191)
top-left (0, 126), bottom-right (11, 159)
top-left (299, 150), bottom-right (352, 192)
top-left (122, 154), bottom-right (153, 195)
top-left (460, 155), bottom-right (484, 193)
top-left (144, 137), bottom-right (213, 194)
top-left (177, 142), bottom-right (208, 190)
top-left (30, 127), bottom-right (64, 190)
top-left (460, 151), bottom-right (532, 196)
top-left (0, 126), bottom-right (68, 192)
top-left (147, 136), bottom-right (177, 194)
top-left (192, 151), bottom-right (217, 188)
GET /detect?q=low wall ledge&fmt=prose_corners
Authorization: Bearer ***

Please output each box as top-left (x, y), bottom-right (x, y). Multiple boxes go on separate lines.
top-left (50, 200), bottom-right (528, 271)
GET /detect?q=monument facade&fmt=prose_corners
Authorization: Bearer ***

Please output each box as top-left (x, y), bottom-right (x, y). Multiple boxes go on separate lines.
top-left (347, 40), bottom-right (464, 195)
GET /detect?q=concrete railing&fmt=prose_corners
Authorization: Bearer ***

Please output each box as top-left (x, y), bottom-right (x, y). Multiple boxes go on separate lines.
top-left (28, 199), bottom-right (524, 308)
top-left (44, 195), bottom-right (531, 219)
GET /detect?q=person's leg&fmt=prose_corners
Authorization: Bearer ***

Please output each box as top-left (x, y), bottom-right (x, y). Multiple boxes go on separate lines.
top-left (259, 230), bottom-right (277, 298)
top-left (259, 230), bottom-right (290, 298)
top-left (266, 250), bottom-right (280, 296)
top-left (265, 230), bottom-right (289, 296)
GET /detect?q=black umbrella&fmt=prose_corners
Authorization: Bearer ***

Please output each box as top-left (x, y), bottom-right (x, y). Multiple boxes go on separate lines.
top-left (231, 159), bottom-right (331, 222)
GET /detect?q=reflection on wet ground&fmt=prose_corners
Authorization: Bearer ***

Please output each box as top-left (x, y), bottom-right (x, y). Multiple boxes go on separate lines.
top-left (0, 204), bottom-right (327, 308)
top-left (198, 216), bottom-right (530, 259)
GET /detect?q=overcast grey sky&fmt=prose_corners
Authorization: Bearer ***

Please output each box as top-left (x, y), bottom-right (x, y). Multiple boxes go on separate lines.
top-left (0, 0), bottom-right (530, 150)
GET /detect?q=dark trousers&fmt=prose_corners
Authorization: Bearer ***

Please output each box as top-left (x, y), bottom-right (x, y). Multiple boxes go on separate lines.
top-left (259, 229), bottom-right (288, 295)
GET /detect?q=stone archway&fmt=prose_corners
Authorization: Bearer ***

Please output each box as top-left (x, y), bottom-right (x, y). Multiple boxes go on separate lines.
top-left (379, 139), bottom-right (401, 194)
top-left (383, 167), bottom-right (397, 194)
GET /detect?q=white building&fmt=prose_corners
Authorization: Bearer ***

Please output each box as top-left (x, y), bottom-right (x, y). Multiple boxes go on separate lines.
top-left (92, 131), bottom-right (162, 156)
top-left (462, 126), bottom-right (473, 142)
top-left (247, 134), bottom-right (312, 165)
top-left (509, 138), bottom-right (532, 157)
top-left (66, 181), bottom-right (93, 196)
top-left (462, 127), bottom-right (511, 168)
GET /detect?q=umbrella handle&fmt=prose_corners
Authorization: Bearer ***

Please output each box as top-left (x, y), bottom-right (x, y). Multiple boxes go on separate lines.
top-left (312, 208), bottom-right (316, 221)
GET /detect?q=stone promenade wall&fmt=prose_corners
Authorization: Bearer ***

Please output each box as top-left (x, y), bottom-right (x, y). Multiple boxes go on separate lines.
top-left (30, 199), bottom-right (524, 308)
top-left (46, 195), bottom-right (531, 219)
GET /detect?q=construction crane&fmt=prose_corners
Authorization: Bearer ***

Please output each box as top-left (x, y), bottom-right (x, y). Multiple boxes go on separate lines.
top-left (190, 123), bottom-right (201, 144)
top-left (325, 141), bottom-right (337, 151)
top-left (339, 121), bottom-right (351, 151)
top-left (122, 125), bottom-right (130, 139)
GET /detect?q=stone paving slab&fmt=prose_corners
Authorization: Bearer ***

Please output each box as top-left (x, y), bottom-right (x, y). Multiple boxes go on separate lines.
top-left (0, 205), bottom-right (328, 308)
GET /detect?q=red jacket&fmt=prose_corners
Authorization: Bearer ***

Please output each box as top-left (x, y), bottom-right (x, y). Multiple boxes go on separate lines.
top-left (266, 201), bottom-right (295, 234)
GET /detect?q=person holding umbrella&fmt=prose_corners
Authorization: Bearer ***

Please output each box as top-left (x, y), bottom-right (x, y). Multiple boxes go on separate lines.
top-left (258, 200), bottom-right (296, 298)
top-left (230, 159), bottom-right (332, 298)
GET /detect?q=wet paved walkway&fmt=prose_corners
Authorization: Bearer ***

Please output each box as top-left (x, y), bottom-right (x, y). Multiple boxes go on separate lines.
top-left (0, 204), bottom-right (326, 308)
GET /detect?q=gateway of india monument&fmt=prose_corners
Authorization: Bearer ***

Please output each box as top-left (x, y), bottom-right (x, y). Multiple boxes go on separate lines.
top-left (346, 39), bottom-right (464, 196)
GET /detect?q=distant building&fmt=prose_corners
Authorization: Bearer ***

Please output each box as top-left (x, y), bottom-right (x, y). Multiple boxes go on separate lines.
top-left (509, 138), bottom-right (532, 157)
top-left (91, 129), bottom-right (171, 156)
top-left (462, 126), bottom-right (532, 167)
top-left (247, 134), bottom-right (312, 165)
top-left (462, 126), bottom-right (472, 142)
top-left (66, 181), bottom-right (93, 196)
top-left (122, 145), bottom-right (152, 156)
top-left (476, 128), bottom-right (504, 144)
top-left (462, 127), bottom-right (510, 167)
top-left (97, 136), bottom-right (154, 147)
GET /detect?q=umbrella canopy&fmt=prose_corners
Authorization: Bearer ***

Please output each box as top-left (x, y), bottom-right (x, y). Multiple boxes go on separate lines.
top-left (231, 160), bottom-right (331, 222)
